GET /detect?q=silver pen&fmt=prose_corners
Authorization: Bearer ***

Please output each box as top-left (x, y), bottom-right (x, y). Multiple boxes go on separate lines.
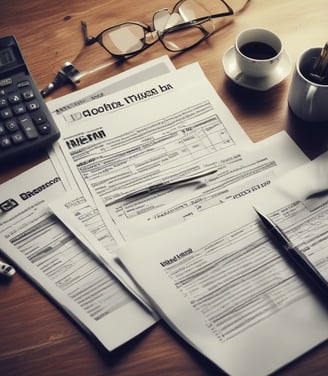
top-left (254, 208), bottom-right (328, 298)
top-left (110, 168), bottom-right (218, 204)
top-left (311, 42), bottom-right (328, 83)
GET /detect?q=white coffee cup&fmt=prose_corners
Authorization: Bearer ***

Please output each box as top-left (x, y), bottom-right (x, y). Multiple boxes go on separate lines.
top-left (234, 28), bottom-right (283, 78)
top-left (288, 48), bottom-right (328, 122)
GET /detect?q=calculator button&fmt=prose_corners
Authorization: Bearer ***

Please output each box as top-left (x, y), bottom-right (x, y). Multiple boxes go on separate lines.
top-left (12, 104), bottom-right (26, 115)
top-left (30, 111), bottom-right (47, 125)
top-left (5, 119), bottom-right (18, 132)
top-left (21, 89), bottom-right (35, 101)
top-left (0, 108), bottom-right (13, 119)
top-left (17, 80), bottom-right (31, 89)
top-left (18, 115), bottom-right (38, 139)
top-left (0, 78), bottom-right (13, 87)
top-left (8, 93), bottom-right (21, 104)
top-left (0, 98), bottom-right (7, 108)
top-left (26, 101), bottom-right (39, 111)
top-left (0, 136), bottom-right (12, 148)
top-left (37, 123), bottom-right (51, 135)
top-left (11, 131), bottom-right (24, 144)
top-left (0, 124), bottom-right (6, 136)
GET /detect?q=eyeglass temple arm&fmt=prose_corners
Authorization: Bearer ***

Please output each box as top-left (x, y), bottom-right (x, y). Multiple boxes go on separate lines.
top-left (221, 0), bottom-right (233, 15)
top-left (162, 12), bottom-right (230, 37)
top-left (162, 3), bottom-right (234, 36)
top-left (81, 21), bottom-right (98, 46)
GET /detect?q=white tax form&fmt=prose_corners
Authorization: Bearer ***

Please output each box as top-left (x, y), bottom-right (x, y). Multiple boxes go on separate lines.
top-left (0, 160), bottom-right (156, 352)
top-left (105, 131), bottom-right (309, 241)
top-left (48, 55), bottom-right (177, 192)
top-left (117, 163), bottom-right (328, 375)
top-left (48, 190), bottom-right (153, 311)
top-left (253, 150), bottom-right (328, 284)
top-left (48, 62), bottom-right (251, 246)
top-left (51, 132), bottom-right (309, 255)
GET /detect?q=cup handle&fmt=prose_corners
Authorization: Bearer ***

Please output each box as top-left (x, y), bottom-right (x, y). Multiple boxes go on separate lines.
top-left (305, 85), bottom-right (317, 115)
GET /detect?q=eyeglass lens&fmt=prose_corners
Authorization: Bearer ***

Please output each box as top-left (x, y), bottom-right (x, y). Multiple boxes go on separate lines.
top-left (99, 0), bottom-right (249, 56)
top-left (153, 0), bottom-right (219, 52)
top-left (101, 23), bottom-right (148, 55)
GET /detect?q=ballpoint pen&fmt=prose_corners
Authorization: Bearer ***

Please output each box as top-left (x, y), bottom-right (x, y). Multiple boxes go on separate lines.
top-left (310, 42), bottom-right (328, 84)
top-left (254, 207), bottom-right (328, 298)
top-left (109, 168), bottom-right (218, 204)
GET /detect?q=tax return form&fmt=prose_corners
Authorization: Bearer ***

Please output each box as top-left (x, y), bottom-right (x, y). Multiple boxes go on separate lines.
top-left (50, 131), bottom-right (309, 253)
top-left (47, 62), bottom-right (252, 248)
top-left (48, 55), bottom-right (176, 191)
top-left (117, 152), bottom-right (328, 376)
top-left (0, 57), bottom-right (178, 352)
top-left (0, 159), bottom-right (156, 352)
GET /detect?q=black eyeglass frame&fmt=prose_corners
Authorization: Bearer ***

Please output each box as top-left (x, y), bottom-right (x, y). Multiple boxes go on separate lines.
top-left (81, 0), bottom-right (234, 58)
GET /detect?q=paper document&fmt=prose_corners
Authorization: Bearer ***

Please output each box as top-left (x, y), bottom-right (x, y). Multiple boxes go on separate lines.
top-left (49, 62), bottom-right (251, 246)
top-left (48, 55), bottom-right (176, 117)
top-left (107, 131), bottom-right (309, 241)
top-left (117, 154), bottom-right (328, 375)
top-left (47, 55), bottom-right (180, 300)
top-left (254, 150), bottom-right (328, 283)
top-left (0, 160), bottom-right (156, 352)
top-left (48, 55), bottom-right (177, 191)
top-left (48, 190), bottom-right (153, 310)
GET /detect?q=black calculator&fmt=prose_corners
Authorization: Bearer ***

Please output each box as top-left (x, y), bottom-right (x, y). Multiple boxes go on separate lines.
top-left (0, 35), bottom-right (60, 164)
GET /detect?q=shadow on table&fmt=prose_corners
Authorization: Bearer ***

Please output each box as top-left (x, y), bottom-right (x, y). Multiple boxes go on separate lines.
top-left (224, 77), bottom-right (287, 117)
top-left (224, 77), bottom-right (328, 159)
top-left (285, 110), bottom-right (328, 160)
top-left (97, 321), bottom-right (228, 375)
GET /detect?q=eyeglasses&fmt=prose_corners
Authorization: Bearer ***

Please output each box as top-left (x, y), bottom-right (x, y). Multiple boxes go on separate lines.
top-left (40, 0), bottom-right (250, 97)
top-left (81, 0), bottom-right (249, 59)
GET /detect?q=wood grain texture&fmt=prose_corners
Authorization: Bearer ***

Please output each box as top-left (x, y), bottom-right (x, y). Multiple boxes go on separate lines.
top-left (0, 0), bottom-right (328, 375)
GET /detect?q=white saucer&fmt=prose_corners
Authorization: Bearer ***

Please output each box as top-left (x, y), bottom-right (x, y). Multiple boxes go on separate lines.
top-left (222, 47), bottom-right (292, 91)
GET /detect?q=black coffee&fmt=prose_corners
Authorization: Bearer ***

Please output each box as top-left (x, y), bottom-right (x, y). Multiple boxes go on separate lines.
top-left (239, 41), bottom-right (277, 60)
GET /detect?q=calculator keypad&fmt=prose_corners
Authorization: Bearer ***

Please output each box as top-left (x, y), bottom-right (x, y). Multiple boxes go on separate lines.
top-left (0, 36), bottom-right (60, 163)
top-left (0, 79), bottom-right (53, 152)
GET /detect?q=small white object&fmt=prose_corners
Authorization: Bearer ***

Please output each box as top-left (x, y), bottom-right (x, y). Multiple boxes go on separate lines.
top-left (0, 261), bottom-right (15, 277)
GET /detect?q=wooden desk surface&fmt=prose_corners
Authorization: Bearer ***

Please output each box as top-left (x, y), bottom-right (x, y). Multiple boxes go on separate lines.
top-left (1, 1), bottom-right (327, 375)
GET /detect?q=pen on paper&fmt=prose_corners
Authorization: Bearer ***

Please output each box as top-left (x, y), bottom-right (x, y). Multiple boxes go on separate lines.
top-left (110, 168), bottom-right (218, 204)
top-left (254, 207), bottom-right (328, 298)
top-left (0, 260), bottom-right (15, 278)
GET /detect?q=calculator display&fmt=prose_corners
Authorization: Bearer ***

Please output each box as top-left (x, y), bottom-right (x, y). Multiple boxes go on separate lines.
top-left (0, 35), bottom-right (60, 164)
top-left (0, 47), bottom-right (16, 69)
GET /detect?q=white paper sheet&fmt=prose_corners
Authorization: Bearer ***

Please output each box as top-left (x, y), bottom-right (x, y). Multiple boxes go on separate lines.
top-left (48, 190), bottom-right (154, 311)
top-left (117, 155), bottom-right (328, 375)
top-left (107, 131), bottom-right (309, 241)
top-left (46, 55), bottom-right (179, 298)
top-left (48, 55), bottom-right (176, 117)
top-left (253, 150), bottom-right (328, 282)
top-left (48, 62), bottom-right (251, 247)
top-left (0, 160), bottom-right (156, 352)
top-left (48, 55), bottom-right (177, 191)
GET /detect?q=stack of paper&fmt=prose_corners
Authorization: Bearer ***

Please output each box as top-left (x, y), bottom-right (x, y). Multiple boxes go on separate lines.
top-left (1, 54), bottom-right (327, 375)
top-left (118, 152), bottom-right (328, 375)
